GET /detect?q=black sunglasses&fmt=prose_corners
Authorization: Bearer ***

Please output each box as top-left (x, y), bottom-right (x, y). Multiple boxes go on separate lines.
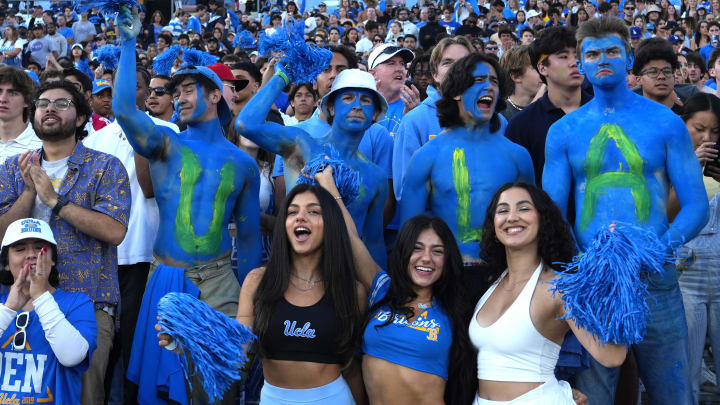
top-left (150, 86), bottom-right (169, 96)
top-left (227, 79), bottom-right (250, 92)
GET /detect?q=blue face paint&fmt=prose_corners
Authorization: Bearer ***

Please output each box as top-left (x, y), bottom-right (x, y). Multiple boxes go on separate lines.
top-left (332, 88), bottom-right (375, 132)
top-left (190, 83), bottom-right (207, 121)
top-left (460, 62), bottom-right (499, 125)
top-left (581, 35), bottom-right (628, 88)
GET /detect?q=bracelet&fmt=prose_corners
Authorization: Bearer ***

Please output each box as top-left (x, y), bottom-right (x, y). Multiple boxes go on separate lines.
top-left (276, 70), bottom-right (290, 86)
top-left (334, 196), bottom-right (343, 201)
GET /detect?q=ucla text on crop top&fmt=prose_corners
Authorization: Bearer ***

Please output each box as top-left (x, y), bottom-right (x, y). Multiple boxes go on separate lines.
top-left (362, 271), bottom-right (452, 379)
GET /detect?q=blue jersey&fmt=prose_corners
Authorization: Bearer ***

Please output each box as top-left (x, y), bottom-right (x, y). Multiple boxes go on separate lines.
top-left (362, 271), bottom-right (452, 379)
top-left (0, 290), bottom-right (96, 404)
top-left (376, 98), bottom-right (406, 138)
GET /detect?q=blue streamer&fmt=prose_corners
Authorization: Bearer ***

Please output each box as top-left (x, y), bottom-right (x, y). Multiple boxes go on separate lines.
top-left (296, 148), bottom-right (361, 204)
top-left (74, 0), bottom-right (139, 14)
top-left (550, 222), bottom-right (672, 345)
top-left (95, 44), bottom-right (120, 71)
top-left (181, 48), bottom-right (218, 67)
top-left (152, 44), bottom-right (181, 77)
top-left (258, 20), bottom-right (332, 83)
top-left (157, 292), bottom-right (255, 403)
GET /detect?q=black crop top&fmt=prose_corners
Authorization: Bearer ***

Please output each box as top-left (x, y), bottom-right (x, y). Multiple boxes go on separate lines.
top-left (264, 294), bottom-right (341, 364)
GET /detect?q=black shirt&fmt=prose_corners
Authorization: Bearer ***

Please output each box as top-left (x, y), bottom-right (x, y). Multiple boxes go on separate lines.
top-left (505, 88), bottom-right (594, 186)
top-left (419, 22), bottom-right (448, 49)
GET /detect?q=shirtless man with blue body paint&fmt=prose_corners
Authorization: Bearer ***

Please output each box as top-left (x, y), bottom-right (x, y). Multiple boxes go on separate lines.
top-left (542, 17), bottom-right (709, 404)
top-left (399, 53), bottom-right (534, 294)
top-left (237, 65), bottom-right (389, 268)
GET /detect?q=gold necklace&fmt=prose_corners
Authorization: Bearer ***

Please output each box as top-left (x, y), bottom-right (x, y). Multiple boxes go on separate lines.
top-left (290, 273), bottom-right (323, 291)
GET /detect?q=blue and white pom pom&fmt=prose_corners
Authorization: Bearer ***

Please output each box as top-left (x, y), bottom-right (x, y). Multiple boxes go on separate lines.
top-left (152, 44), bottom-right (182, 77)
top-left (181, 48), bottom-right (218, 67)
top-left (550, 222), bottom-right (672, 345)
top-left (74, 0), bottom-right (139, 14)
top-left (157, 292), bottom-right (255, 402)
top-left (258, 20), bottom-right (332, 83)
top-left (94, 45), bottom-right (121, 71)
top-left (296, 149), bottom-right (361, 204)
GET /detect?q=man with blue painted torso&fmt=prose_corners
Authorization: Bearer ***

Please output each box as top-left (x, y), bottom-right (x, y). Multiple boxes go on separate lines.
top-left (237, 65), bottom-right (389, 268)
top-left (399, 53), bottom-right (534, 295)
top-left (542, 17), bottom-right (709, 404)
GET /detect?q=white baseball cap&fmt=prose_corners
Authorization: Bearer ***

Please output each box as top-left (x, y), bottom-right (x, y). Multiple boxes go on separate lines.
top-left (526, 9), bottom-right (542, 18)
top-left (320, 69), bottom-right (388, 121)
top-left (368, 43), bottom-right (415, 70)
top-left (1, 219), bottom-right (56, 251)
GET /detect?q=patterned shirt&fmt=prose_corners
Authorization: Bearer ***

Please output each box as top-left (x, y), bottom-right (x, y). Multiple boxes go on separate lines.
top-left (0, 142), bottom-right (130, 306)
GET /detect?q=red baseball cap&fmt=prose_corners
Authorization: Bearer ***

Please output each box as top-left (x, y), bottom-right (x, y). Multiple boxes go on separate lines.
top-left (207, 63), bottom-right (241, 82)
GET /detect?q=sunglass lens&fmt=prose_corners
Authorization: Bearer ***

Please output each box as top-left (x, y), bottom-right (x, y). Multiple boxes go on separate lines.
top-left (235, 81), bottom-right (249, 92)
top-left (16, 313), bottom-right (28, 328)
top-left (13, 331), bottom-right (24, 349)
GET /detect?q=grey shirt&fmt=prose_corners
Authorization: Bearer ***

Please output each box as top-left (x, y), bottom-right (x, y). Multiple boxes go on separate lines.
top-left (28, 36), bottom-right (57, 65)
top-left (72, 20), bottom-right (96, 43)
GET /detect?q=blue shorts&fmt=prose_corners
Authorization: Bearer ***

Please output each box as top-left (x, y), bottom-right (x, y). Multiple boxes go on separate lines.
top-left (260, 375), bottom-right (355, 404)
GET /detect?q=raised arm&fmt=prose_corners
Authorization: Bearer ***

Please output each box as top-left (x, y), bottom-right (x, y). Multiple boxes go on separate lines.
top-left (236, 67), bottom-right (308, 157)
top-left (233, 160), bottom-right (263, 281)
top-left (662, 120), bottom-right (710, 247)
top-left (114, 7), bottom-right (170, 160)
top-left (542, 124), bottom-right (572, 220)
top-left (399, 146), bottom-right (433, 227)
top-left (315, 167), bottom-right (381, 291)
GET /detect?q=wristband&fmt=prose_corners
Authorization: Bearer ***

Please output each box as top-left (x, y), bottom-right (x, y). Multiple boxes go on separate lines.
top-left (52, 195), bottom-right (69, 215)
top-left (276, 70), bottom-right (290, 86)
top-left (164, 339), bottom-right (178, 352)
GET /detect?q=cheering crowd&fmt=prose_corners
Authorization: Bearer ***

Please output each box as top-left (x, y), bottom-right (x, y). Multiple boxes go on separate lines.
top-left (0, 0), bottom-right (717, 404)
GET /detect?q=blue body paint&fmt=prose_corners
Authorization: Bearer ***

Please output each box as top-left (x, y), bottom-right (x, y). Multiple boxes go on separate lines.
top-left (399, 62), bottom-right (535, 262)
top-left (113, 37), bottom-right (262, 271)
top-left (237, 74), bottom-right (389, 267)
top-left (543, 34), bottom-right (709, 250)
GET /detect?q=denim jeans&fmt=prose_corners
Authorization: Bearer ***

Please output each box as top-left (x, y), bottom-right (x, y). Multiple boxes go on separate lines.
top-left (679, 248), bottom-right (720, 404)
top-left (575, 263), bottom-right (693, 405)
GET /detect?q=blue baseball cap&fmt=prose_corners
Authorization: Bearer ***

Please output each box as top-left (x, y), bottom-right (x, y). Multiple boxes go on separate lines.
top-left (668, 34), bottom-right (683, 44)
top-left (630, 26), bottom-right (642, 39)
top-left (172, 65), bottom-right (233, 126)
top-left (92, 79), bottom-right (112, 95)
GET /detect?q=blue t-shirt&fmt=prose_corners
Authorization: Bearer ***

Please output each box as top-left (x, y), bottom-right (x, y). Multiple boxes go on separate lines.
top-left (700, 43), bottom-right (716, 66)
top-left (0, 290), bottom-right (96, 404)
top-left (272, 110), bottom-right (394, 190)
top-left (362, 271), bottom-right (452, 379)
top-left (376, 98), bottom-right (406, 138)
top-left (59, 27), bottom-right (74, 39)
top-left (438, 20), bottom-right (460, 34)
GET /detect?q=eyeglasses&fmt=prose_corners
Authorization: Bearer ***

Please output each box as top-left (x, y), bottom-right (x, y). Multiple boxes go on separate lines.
top-left (641, 66), bottom-right (674, 77)
top-left (486, 46), bottom-right (499, 50)
top-left (224, 80), bottom-right (250, 92)
top-left (373, 38), bottom-right (383, 43)
top-left (150, 86), bottom-right (169, 96)
top-left (13, 311), bottom-right (29, 351)
top-left (625, 6), bottom-right (635, 10)
top-left (34, 98), bottom-right (74, 110)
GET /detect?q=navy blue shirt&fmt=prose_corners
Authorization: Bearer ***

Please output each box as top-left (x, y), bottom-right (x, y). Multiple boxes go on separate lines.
top-left (505, 88), bottom-right (594, 186)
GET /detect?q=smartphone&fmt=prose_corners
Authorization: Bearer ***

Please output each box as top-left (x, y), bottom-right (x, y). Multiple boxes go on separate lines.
top-left (703, 142), bottom-right (720, 177)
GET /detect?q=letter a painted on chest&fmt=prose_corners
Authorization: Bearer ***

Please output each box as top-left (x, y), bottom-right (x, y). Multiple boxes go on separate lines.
top-left (175, 147), bottom-right (236, 254)
top-left (580, 124), bottom-right (651, 232)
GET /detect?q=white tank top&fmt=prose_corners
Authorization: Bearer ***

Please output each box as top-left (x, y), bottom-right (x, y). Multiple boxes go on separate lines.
top-left (468, 262), bottom-right (560, 383)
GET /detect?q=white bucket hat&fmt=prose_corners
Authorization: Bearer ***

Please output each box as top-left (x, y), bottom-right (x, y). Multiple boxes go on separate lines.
top-left (1, 218), bottom-right (56, 251)
top-left (320, 69), bottom-right (389, 121)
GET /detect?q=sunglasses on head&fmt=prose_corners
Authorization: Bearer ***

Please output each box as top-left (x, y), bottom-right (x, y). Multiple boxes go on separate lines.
top-left (13, 311), bottom-right (29, 351)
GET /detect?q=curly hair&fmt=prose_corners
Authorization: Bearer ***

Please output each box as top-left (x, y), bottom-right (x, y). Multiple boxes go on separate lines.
top-left (366, 215), bottom-right (477, 404)
top-left (480, 182), bottom-right (577, 284)
top-left (436, 52), bottom-right (506, 132)
top-left (31, 80), bottom-right (92, 141)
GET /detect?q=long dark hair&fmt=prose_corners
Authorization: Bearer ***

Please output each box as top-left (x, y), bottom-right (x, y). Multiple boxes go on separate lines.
top-left (366, 215), bottom-right (478, 404)
top-left (0, 244), bottom-right (60, 287)
top-left (253, 184), bottom-right (361, 366)
top-left (682, 92), bottom-right (720, 123)
top-left (480, 182), bottom-right (577, 284)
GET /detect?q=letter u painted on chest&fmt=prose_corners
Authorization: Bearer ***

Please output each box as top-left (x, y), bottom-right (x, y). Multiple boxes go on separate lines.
top-left (175, 146), bottom-right (236, 255)
top-left (580, 124), bottom-right (651, 232)
top-left (283, 320), bottom-right (316, 338)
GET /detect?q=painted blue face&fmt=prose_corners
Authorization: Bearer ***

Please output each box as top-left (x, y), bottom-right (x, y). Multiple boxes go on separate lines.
top-left (175, 82), bottom-right (208, 123)
top-left (332, 88), bottom-right (375, 132)
top-left (460, 62), bottom-right (499, 125)
top-left (581, 35), bottom-right (629, 87)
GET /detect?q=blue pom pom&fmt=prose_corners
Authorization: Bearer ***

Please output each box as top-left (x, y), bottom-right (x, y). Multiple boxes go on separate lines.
top-left (228, 10), bottom-right (241, 32)
top-left (157, 292), bottom-right (255, 403)
top-left (153, 44), bottom-right (181, 77)
top-left (236, 30), bottom-right (257, 50)
top-left (75, 59), bottom-right (93, 80)
top-left (75, 0), bottom-right (139, 14)
top-left (95, 45), bottom-right (121, 71)
top-left (181, 48), bottom-right (218, 67)
top-left (296, 148), bottom-right (361, 204)
top-left (258, 20), bottom-right (332, 83)
top-left (550, 222), bottom-right (672, 345)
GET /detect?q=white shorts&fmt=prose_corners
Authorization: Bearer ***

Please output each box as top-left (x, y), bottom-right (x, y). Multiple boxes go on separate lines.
top-left (260, 375), bottom-right (356, 404)
top-left (474, 378), bottom-right (575, 405)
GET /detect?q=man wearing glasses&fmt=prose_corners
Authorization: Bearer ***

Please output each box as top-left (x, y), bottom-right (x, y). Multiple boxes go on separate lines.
top-left (0, 80), bottom-right (131, 405)
top-left (146, 75), bottom-right (175, 123)
top-left (622, 1), bottom-right (635, 25)
top-left (633, 38), bottom-right (684, 114)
